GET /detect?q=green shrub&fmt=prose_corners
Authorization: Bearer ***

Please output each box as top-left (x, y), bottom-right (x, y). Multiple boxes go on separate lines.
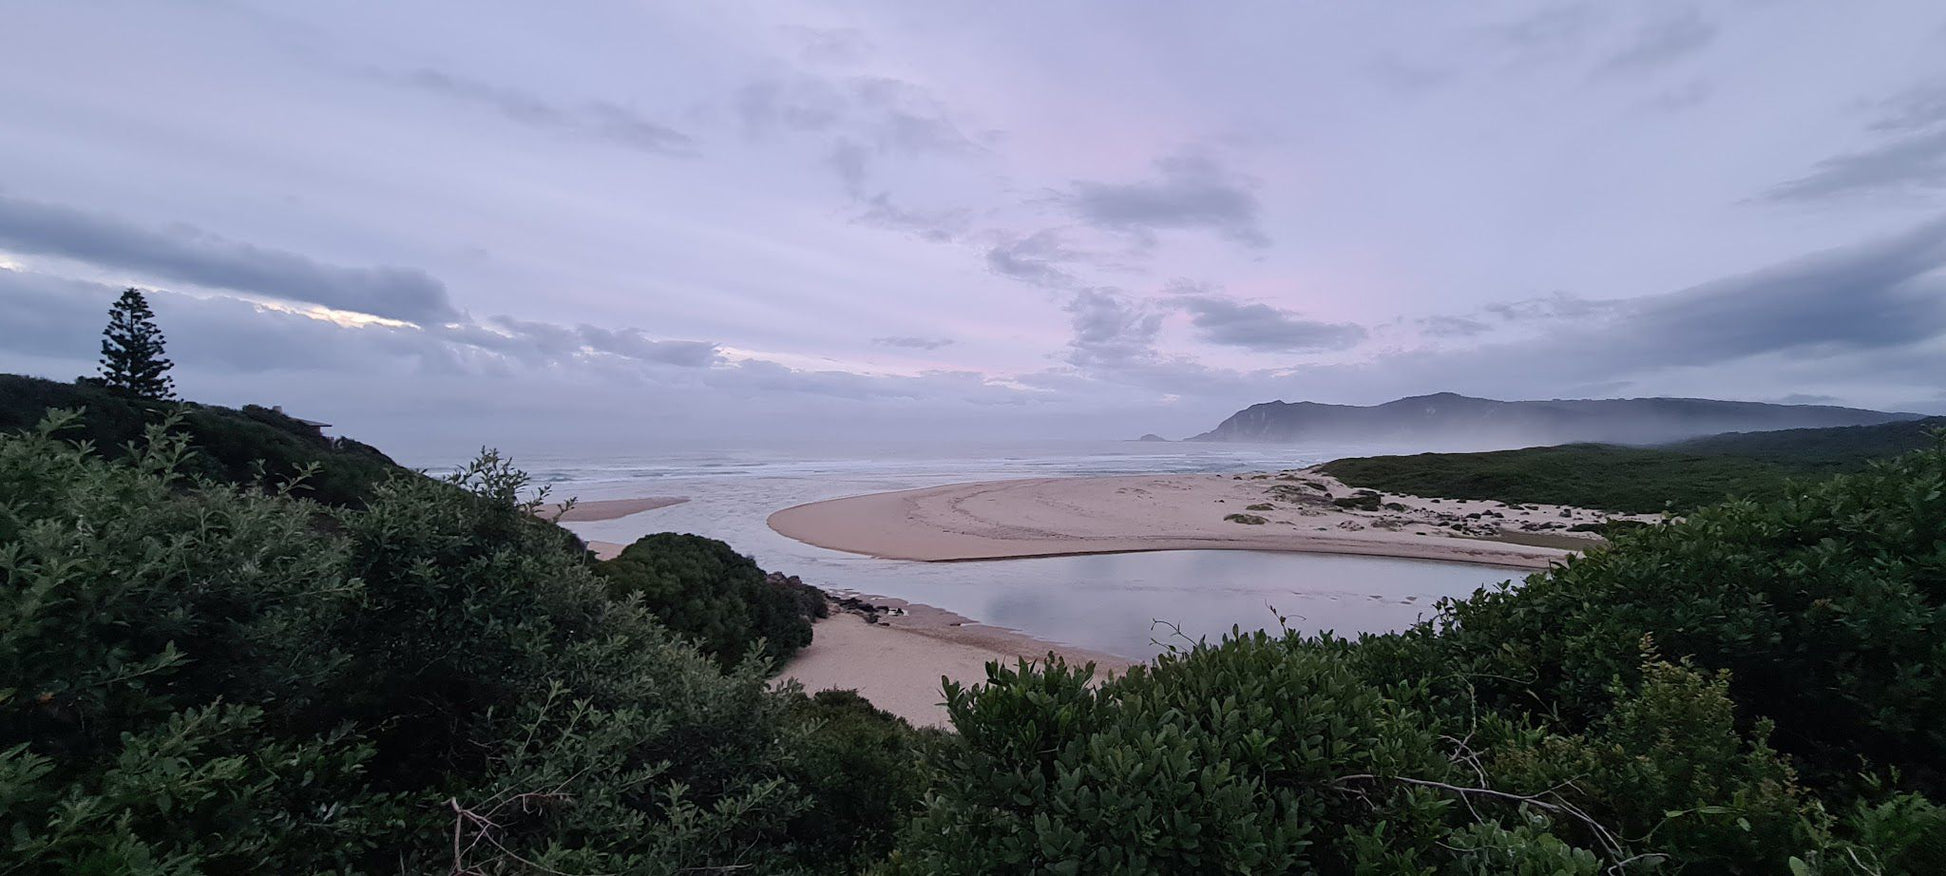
top-left (1223, 513), bottom-right (1268, 525)
top-left (783, 690), bottom-right (938, 869)
top-left (0, 413), bottom-right (874, 873)
top-left (1414, 442), bottom-right (1946, 795)
top-left (1332, 490), bottom-right (1382, 511)
top-left (1245, 502), bottom-right (1276, 511)
top-left (595, 532), bottom-right (819, 667)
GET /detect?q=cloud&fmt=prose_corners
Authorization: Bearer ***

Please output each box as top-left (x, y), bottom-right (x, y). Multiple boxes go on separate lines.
top-left (826, 138), bottom-right (872, 195)
top-left (1489, 3), bottom-right (1599, 53)
top-left (399, 68), bottom-right (694, 157)
top-left (783, 26), bottom-right (873, 66)
top-left (1169, 290), bottom-right (1367, 353)
top-left (1419, 315), bottom-right (1494, 337)
top-left (736, 73), bottom-right (983, 198)
top-left (1766, 128), bottom-right (1946, 202)
top-left (1612, 216), bottom-right (1946, 363)
top-left (469, 317), bottom-right (721, 367)
top-left (1596, 9), bottom-right (1716, 76)
top-left (0, 267), bottom-right (1029, 416)
top-left (1869, 80), bottom-right (1946, 133)
top-left (0, 267), bottom-right (433, 374)
top-left (851, 194), bottom-right (969, 242)
top-left (1317, 215), bottom-right (1946, 396)
top-left (1063, 288), bottom-right (1162, 369)
top-left (1482, 291), bottom-right (1614, 322)
top-left (0, 194), bottom-right (459, 324)
top-left (1771, 393), bottom-right (1842, 406)
top-left (872, 336), bottom-right (954, 350)
top-left (986, 229), bottom-right (1084, 288)
top-left (1065, 153), bottom-right (1269, 249)
top-left (1763, 79), bottom-right (1946, 202)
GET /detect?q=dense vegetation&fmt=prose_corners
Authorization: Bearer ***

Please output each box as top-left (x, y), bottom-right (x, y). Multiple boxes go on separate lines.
top-left (897, 442), bottom-right (1946, 872)
top-left (595, 532), bottom-right (826, 667)
top-left (8, 380), bottom-right (1946, 872)
top-left (0, 374), bottom-right (404, 508)
top-left (1319, 418), bottom-right (1941, 513)
top-left (0, 412), bottom-right (924, 873)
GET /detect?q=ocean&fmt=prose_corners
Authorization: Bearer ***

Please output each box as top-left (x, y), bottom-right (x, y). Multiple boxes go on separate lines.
top-left (411, 440), bottom-right (1520, 659)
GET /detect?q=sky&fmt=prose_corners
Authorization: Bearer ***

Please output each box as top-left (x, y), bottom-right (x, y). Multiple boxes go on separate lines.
top-left (2, 1), bottom-right (1945, 456)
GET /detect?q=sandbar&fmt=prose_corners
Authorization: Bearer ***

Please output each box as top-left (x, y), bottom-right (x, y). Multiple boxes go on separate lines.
top-left (769, 469), bottom-right (1652, 570)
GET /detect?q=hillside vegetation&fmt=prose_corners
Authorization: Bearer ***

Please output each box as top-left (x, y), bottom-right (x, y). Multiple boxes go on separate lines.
top-left (1318, 417), bottom-right (1943, 513)
top-left (0, 373), bottom-right (405, 508)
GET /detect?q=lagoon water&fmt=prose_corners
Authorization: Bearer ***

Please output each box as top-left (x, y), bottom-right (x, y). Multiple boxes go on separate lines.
top-left (415, 441), bottom-right (1520, 659)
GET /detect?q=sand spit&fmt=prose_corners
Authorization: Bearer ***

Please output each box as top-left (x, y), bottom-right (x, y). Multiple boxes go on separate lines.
top-left (770, 469), bottom-right (1657, 571)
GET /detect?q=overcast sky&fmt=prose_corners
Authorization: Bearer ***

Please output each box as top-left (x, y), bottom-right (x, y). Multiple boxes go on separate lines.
top-left (3, 2), bottom-right (1945, 456)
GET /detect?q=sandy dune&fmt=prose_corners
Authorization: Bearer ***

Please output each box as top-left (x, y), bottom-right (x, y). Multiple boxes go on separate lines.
top-left (770, 469), bottom-right (1649, 570)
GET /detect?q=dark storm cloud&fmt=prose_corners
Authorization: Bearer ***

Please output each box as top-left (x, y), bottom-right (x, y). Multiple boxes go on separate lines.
top-left (400, 68), bottom-right (694, 157)
top-left (1170, 293), bottom-right (1367, 353)
top-left (0, 195), bottom-right (459, 324)
top-left (1595, 9), bottom-right (1716, 76)
top-left (1065, 154), bottom-right (1269, 249)
top-left (872, 336), bottom-right (954, 350)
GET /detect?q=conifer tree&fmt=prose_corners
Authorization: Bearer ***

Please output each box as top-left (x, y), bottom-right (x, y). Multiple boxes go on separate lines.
top-left (98, 287), bottom-right (176, 400)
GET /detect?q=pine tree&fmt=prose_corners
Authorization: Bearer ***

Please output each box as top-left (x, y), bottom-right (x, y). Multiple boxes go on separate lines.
top-left (98, 287), bottom-right (176, 400)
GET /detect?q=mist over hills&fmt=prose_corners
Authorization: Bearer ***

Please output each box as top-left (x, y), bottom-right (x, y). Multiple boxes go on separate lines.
top-left (1188, 392), bottom-right (1920, 448)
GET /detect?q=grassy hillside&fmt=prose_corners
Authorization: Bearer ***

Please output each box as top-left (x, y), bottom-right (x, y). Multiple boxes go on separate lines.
top-left (1318, 417), bottom-right (1942, 514)
top-left (0, 372), bottom-right (406, 507)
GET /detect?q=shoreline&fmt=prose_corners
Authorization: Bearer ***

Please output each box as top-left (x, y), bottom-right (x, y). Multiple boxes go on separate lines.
top-left (777, 591), bottom-right (1133, 728)
top-left (768, 469), bottom-right (1646, 571)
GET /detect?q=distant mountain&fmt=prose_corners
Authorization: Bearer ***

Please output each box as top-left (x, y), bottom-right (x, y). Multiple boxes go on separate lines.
top-left (1189, 392), bottom-right (1922, 447)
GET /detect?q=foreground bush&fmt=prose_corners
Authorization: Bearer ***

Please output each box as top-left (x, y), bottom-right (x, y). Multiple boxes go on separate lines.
top-left (898, 440), bottom-right (1946, 872)
top-left (595, 532), bottom-right (820, 666)
top-left (1402, 440), bottom-right (1946, 796)
top-left (0, 414), bottom-right (888, 873)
